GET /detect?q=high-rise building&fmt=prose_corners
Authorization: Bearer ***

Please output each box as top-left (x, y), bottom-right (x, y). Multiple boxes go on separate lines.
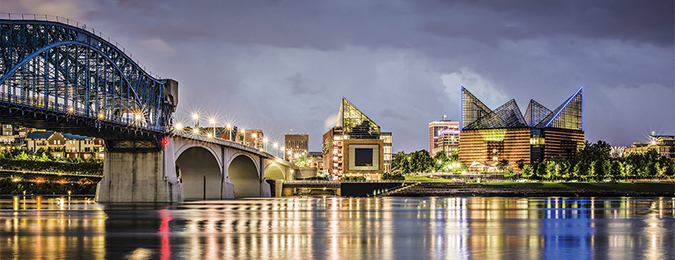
top-left (459, 86), bottom-right (584, 172)
top-left (428, 120), bottom-right (460, 157)
top-left (323, 98), bottom-right (392, 180)
top-left (285, 133), bottom-right (309, 162)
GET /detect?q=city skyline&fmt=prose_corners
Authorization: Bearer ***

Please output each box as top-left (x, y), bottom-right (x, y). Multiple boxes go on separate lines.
top-left (1, 1), bottom-right (673, 153)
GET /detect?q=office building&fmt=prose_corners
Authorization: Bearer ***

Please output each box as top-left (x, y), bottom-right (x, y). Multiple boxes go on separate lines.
top-left (428, 119), bottom-right (460, 157)
top-left (323, 98), bottom-right (392, 180)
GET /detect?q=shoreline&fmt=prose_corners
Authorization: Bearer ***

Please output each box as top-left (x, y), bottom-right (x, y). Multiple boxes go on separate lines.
top-left (387, 182), bottom-right (675, 197)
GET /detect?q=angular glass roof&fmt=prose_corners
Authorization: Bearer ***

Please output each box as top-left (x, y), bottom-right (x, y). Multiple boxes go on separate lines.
top-left (461, 87), bottom-right (491, 129)
top-left (335, 97), bottom-right (380, 138)
top-left (464, 99), bottom-right (527, 130)
top-left (536, 87), bottom-right (583, 130)
top-left (461, 86), bottom-right (584, 131)
top-left (524, 99), bottom-right (552, 127)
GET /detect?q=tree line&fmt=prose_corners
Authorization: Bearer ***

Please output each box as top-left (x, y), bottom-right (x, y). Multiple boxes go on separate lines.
top-left (512, 141), bottom-right (674, 181)
top-left (390, 141), bottom-right (675, 181)
top-left (0, 148), bottom-right (103, 175)
top-left (392, 150), bottom-right (467, 174)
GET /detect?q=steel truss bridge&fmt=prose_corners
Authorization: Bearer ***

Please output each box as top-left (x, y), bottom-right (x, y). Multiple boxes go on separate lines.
top-left (0, 16), bottom-right (177, 149)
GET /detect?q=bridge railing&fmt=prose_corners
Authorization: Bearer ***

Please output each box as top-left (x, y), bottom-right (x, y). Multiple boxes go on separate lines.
top-left (173, 131), bottom-right (289, 163)
top-left (0, 12), bottom-right (160, 79)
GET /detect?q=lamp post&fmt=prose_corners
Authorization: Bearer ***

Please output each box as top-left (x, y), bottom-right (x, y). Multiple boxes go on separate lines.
top-left (192, 113), bottom-right (199, 134)
top-left (263, 138), bottom-right (268, 153)
top-left (240, 128), bottom-right (246, 145)
top-left (280, 146), bottom-right (284, 159)
top-left (273, 142), bottom-right (278, 157)
top-left (209, 118), bottom-right (216, 138)
top-left (252, 133), bottom-right (257, 148)
top-left (226, 123), bottom-right (232, 140)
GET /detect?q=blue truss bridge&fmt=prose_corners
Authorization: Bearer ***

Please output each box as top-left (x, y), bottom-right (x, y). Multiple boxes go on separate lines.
top-left (0, 14), bottom-right (177, 147)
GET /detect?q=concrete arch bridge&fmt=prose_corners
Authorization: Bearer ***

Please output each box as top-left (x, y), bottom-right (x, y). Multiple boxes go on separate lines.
top-left (97, 131), bottom-right (292, 202)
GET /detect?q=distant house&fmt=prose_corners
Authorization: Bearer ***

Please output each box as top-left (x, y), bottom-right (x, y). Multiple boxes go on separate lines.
top-left (26, 131), bottom-right (105, 160)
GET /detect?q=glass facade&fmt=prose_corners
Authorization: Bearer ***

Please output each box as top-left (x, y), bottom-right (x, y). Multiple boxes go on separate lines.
top-left (459, 87), bottom-right (585, 170)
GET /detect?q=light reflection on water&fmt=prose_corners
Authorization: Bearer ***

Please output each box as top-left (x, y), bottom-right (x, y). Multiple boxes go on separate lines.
top-left (0, 196), bottom-right (674, 259)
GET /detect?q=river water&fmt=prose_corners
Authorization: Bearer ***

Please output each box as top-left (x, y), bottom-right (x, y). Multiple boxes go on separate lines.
top-left (1, 196), bottom-right (674, 259)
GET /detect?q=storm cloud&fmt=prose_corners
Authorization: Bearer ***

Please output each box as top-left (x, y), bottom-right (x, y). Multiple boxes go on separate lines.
top-left (3, 0), bottom-right (673, 152)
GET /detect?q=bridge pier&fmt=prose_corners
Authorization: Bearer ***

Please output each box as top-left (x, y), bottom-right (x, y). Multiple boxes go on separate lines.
top-left (96, 146), bottom-right (182, 203)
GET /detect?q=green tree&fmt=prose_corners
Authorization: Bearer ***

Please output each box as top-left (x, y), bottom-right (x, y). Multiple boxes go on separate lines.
top-left (497, 159), bottom-right (509, 172)
top-left (392, 151), bottom-right (409, 173)
top-left (522, 165), bottom-right (534, 179)
top-left (504, 167), bottom-right (517, 178)
top-left (545, 161), bottom-right (556, 180)
top-left (433, 151), bottom-right (450, 172)
top-left (610, 160), bottom-right (624, 180)
top-left (515, 159), bottom-right (526, 171)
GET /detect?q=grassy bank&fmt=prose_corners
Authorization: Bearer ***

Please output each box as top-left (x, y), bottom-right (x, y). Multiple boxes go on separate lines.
top-left (404, 175), bottom-right (453, 182)
top-left (481, 182), bottom-right (675, 193)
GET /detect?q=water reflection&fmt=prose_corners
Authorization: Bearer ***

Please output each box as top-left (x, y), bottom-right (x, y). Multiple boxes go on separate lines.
top-left (0, 196), bottom-right (673, 259)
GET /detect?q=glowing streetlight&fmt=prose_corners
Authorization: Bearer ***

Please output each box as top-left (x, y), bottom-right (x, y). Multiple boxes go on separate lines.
top-left (226, 123), bottom-right (232, 140)
top-left (192, 112), bottom-right (199, 127)
top-left (240, 128), bottom-right (246, 145)
top-left (263, 138), bottom-right (268, 152)
top-left (175, 122), bottom-right (184, 131)
top-left (273, 142), bottom-right (278, 157)
top-left (210, 118), bottom-right (216, 138)
top-left (193, 127), bottom-right (199, 134)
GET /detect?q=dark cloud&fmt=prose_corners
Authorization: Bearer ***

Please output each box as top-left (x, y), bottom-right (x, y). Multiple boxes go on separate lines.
top-left (4, 0), bottom-right (672, 151)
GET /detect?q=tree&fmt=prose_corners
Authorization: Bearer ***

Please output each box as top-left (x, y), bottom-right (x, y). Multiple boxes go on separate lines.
top-left (522, 165), bottom-right (534, 179)
top-left (515, 159), bottom-right (526, 171)
top-left (497, 159), bottom-right (509, 172)
top-left (610, 160), bottom-right (624, 180)
top-left (545, 161), bottom-right (556, 180)
top-left (433, 151), bottom-right (450, 172)
top-left (504, 167), bottom-right (517, 178)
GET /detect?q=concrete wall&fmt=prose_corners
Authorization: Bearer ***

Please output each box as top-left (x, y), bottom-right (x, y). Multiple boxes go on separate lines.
top-left (96, 149), bottom-right (182, 202)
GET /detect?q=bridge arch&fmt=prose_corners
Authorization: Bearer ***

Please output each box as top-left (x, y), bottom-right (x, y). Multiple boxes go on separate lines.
top-left (227, 153), bottom-right (261, 198)
top-left (264, 163), bottom-right (286, 181)
top-left (175, 146), bottom-right (222, 200)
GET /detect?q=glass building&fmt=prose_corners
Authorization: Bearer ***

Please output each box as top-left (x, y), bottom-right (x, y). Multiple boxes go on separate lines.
top-left (323, 98), bottom-right (392, 180)
top-left (459, 87), bottom-right (584, 171)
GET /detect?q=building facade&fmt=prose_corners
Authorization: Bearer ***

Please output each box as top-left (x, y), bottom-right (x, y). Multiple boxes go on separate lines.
top-left (626, 135), bottom-right (675, 159)
top-left (323, 98), bottom-right (392, 180)
top-left (26, 131), bottom-right (105, 159)
top-left (428, 120), bottom-right (460, 157)
top-left (285, 133), bottom-right (309, 162)
top-left (459, 87), bottom-right (584, 172)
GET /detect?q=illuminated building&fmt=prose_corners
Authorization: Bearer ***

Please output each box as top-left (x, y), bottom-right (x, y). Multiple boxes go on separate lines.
top-left (285, 133), bottom-right (309, 162)
top-left (428, 119), bottom-right (460, 157)
top-left (26, 131), bottom-right (105, 159)
top-left (323, 98), bottom-right (392, 180)
top-left (459, 86), bottom-right (584, 171)
top-left (625, 134), bottom-right (675, 159)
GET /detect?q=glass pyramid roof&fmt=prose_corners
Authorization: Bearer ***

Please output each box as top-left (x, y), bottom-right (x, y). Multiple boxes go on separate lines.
top-left (464, 99), bottom-right (528, 130)
top-left (461, 87), bottom-right (491, 129)
top-left (335, 97), bottom-right (380, 138)
top-left (524, 99), bottom-right (552, 126)
top-left (461, 86), bottom-right (584, 131)
top-left (536, 87), bottom-right (583, 130)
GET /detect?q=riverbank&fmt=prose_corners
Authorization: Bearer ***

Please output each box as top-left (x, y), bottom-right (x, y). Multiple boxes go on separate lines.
top-left (388, 182), bottom-right (675, 197)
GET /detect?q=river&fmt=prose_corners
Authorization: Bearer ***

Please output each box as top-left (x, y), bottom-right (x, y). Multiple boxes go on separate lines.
top-left (1, 196), bottom-right (673, 259)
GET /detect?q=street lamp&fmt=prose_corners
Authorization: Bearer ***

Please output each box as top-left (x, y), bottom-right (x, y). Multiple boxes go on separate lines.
top-left (226, 123), bottom-right (232, 140)
top-left (273, 142), bottom-right (278, 157)
top-left (192, 113), bottom-right (199, 134)
top-left (240, 128), bottom-right (246, 145)
top-left (175, 122), bottom-right (184, 131)
top-left (263, 138), bottom-right (268, 152)
top-left (210, 118), bottom-right (216, 138)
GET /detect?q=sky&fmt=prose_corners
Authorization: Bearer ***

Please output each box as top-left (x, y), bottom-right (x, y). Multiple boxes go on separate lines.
top-left (2, 0), bottom-right (673, 153)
